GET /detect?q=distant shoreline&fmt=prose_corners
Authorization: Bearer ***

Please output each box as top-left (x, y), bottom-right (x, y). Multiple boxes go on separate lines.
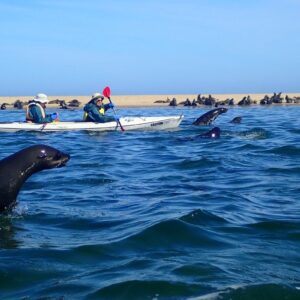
top-left (1, 92), bottom-right (300, 108)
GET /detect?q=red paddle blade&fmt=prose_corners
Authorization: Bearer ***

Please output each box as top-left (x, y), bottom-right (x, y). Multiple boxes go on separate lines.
top-left (103, 86), bottom-right (111, 98)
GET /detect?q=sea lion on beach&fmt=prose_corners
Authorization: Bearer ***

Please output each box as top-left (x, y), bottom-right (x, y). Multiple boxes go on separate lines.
top-left (1, 103), bottom-right (7, 110)
top-left (68, 99), bottom-right (81, 107)
top-left (13, 100), bottom-right (24, 109)
top-left (193, 108), bottom-right (228, 126)
top-left (169, 98), bottom-right (177, 106)
top-left (0, 145), bottom-right (70, 213)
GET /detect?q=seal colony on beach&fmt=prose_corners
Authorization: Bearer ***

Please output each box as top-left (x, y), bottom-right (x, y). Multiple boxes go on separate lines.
top-left (0, 145), bottom-right (70, 213)
top-left (1, 92), bottom-right (300, 109)
top-left (167, 92), bottom-right (300, 107)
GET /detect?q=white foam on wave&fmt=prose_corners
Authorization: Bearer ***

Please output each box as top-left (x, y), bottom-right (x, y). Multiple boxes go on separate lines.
top-left (188, 285), bottom-right (244, 300)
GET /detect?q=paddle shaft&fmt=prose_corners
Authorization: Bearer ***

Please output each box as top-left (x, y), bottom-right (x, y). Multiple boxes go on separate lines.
top-left (108, 96), bottom-right (125, 131)
top-left (41, 123), bottom-right (47, 131)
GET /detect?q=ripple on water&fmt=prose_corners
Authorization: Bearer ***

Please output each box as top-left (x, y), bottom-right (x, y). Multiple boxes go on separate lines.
top-left (1, 107), bottom-right (300, 299)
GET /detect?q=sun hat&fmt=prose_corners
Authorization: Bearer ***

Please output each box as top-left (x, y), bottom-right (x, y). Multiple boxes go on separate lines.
top-left (33, 93), bottom-right (49, 103)
top-left (91, 92), bottom-right (104, 101)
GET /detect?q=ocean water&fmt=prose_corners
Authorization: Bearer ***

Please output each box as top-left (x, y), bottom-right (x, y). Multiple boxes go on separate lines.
top-left (0, 106), bottom-right (300, 300)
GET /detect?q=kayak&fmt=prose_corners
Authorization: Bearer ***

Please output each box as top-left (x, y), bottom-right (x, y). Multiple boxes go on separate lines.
top-left (0, 115), bottom-right (184, 132)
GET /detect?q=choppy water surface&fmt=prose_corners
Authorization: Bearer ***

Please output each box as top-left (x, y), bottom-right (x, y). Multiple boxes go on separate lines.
top-left (0, 106), bottom-right (300, 299)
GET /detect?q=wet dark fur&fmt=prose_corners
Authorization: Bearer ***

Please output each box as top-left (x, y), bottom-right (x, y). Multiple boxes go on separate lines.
top-left (0, 145), bottom-right (70, 212)
top-left (193, 108), bottom-right (228, 125)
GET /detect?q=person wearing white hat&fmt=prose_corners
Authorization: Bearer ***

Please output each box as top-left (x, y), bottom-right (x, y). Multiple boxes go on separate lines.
top-left (26, 93), bottom-right (58, 123)
top-left (83, 92), bottom-right (115, 123)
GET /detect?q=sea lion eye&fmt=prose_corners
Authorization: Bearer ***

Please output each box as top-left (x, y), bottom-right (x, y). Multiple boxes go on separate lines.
top-left (38, 149), bottom-right (48, 158)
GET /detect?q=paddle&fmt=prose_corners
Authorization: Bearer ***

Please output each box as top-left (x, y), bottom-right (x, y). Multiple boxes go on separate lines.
top-left (102, 86), bottom-right (125, 131)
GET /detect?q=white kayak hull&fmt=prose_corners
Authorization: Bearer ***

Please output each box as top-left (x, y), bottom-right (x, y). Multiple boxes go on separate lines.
top-left (0, 116), bottom-right (183, 132)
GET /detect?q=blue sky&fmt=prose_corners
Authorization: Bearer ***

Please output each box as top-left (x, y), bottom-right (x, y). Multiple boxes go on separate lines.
top-left (1, 0), bottom-right (299, 96)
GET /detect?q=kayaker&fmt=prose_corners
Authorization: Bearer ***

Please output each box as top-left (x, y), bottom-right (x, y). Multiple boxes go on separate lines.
top-left (26, 93), bottom-right (58, 124)
top-left (83, 92), bottom-right (115, 123)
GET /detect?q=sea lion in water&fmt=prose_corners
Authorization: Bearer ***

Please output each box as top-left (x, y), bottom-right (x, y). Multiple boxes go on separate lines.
top-left (196, 127), bottom-right (221, 139)
top-left (0, 145), bottom-right (70, 212)
top-left (193, 108), bottom-right (228, 126)
top-left (230, 116), bottom-right (242, 124)
top-left (178, 127), bottom-right (221, 141)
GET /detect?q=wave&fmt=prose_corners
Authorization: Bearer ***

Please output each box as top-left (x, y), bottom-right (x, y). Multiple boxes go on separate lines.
top-left (174, 158), bottom-right (220, 170)
top-left (248, 220), bottom-right (300, 233)
top-left (268, 145), bottom-right (300, 156)
top-left (88, 279), bottom-right (204, 300)
top-left (179, 209), bottom-right (227, 226)
top-left (114, 218), bottom-right (229, 250)
top-left (190, 283), bottom-right (300, 300)
top-left (232, 128), bottom-right (270, 140)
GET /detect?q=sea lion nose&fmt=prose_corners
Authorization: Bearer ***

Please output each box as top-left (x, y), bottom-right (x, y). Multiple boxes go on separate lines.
top-left (61, 152), bottom-right (71, 162)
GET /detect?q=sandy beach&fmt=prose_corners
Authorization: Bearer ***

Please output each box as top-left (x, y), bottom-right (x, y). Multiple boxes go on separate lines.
top-left (1, 92), bottom-right (300, 108)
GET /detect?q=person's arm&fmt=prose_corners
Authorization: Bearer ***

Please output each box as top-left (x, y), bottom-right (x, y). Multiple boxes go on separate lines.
top-left (85, 104), bottom-right (104, 122)
top-left (90, 105), bottom-right (116, 122)
top-left (104, 103), bottom-right (114, 112)
top-left (30, 106), bottom-right (53, 123)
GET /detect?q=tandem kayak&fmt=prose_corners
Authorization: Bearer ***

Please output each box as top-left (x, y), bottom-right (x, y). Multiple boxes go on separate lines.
top-left (0, 115), bottom-right (184, 132)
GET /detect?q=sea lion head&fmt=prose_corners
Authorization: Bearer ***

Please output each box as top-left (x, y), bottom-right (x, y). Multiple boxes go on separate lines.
top-left (27, 145), bottom-right (70, 170)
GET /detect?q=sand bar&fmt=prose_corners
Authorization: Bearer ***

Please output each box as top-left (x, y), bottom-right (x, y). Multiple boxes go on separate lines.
top-left (1, 93), bottom-right (300, 108)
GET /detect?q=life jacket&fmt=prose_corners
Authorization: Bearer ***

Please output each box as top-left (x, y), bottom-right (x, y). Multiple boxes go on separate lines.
top-left (26, 102), bottom-right (46, 122)
top-left (83, 105), bottom-right (105, 121)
